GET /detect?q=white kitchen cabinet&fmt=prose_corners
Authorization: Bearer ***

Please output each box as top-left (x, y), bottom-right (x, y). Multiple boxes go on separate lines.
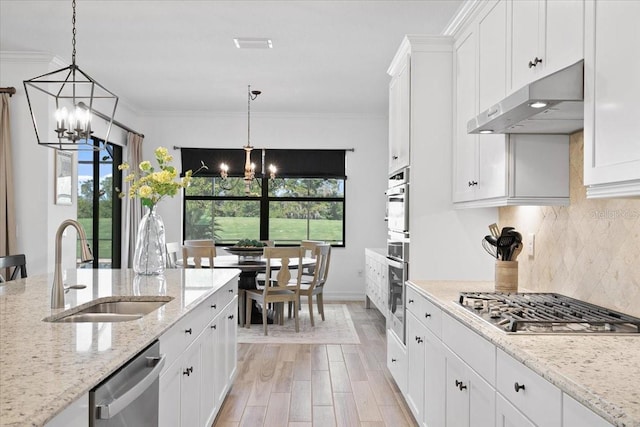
top-left (496, 393), bottom-right (536, 427)
top-left (478, 0), bottom-right (508, 112)
top-left (423, 327), bottom-right (445, 427)
top-left (406, 311), bottom-right (427, 422)
top-left (583, 0), bottom-right (640, 198)
top-left (181, 338), bottom-right (202, 427)
top-left (159, 278), bottom-right (238, 427)
top-left (386, 328), bottom-right (407, 395)
top-left (44, 393), bottom-right (88, 427)
top-left (444, 347), bottom-right (496, 427)
top-left (364, 248), bottom-right (387, 316)
top-left (388, 53), bottom-right (411, 175)
top-left (453, 1), bottom-right (570, 208)
top-left (509, 0), bottom-right (584, 93)
top-left (496, 348), bottom-right (561, 427)
top-left (563, 393), bottom-right (613, 427)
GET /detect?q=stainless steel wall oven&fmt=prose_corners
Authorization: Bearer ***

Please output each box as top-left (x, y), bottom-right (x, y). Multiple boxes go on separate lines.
top-left (386, 168), bottom-right (409, 345)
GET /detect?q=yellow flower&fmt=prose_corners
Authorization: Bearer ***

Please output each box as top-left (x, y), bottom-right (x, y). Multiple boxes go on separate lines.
top-left (118, 146), bottom-right (207, 209)
top-left (138, 185), bottom-right (153, 198)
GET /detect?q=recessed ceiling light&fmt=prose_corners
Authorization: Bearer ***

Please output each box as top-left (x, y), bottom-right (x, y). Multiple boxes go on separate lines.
top-left (479, 130), bottom-right (494, 134)
top-left (233, 38), bottom-right (273, 49)
top-left (529, 101), bottom-right (548, 109)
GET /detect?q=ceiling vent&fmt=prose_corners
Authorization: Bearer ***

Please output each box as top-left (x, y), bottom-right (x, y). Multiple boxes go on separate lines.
top-left (233, 38), bottom-right (273, 49)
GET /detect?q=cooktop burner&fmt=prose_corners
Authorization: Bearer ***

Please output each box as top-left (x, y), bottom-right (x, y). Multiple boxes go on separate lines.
top-left (458, 292), bottom-right (640, 334)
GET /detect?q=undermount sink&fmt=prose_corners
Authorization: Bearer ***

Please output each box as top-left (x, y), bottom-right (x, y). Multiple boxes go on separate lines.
top-left (45, 298), bottom-right (173, 323)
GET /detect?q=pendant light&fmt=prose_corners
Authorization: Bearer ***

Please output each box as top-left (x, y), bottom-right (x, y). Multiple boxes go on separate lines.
top-left (23, 0), bottom-right (119, 151)
top-left (220, 85), bottom-right (277, 195)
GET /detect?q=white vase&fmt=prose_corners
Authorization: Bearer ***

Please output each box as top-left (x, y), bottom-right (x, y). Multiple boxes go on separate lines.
top-left (133, 205), bottom-right (167, 275)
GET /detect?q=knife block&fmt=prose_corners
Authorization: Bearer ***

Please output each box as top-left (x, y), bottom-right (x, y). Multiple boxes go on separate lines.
top-left (495, 260), bottom-right (518, 292)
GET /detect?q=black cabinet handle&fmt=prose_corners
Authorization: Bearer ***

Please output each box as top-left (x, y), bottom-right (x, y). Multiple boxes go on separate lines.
top-left (408, 299), bottom-right (414, 304)
top-left (211, 304), bottom-right (217, 309)
top-left (228, 289), bottom-right (234, 293)
top-left (514, 382), bottom-right (526, 392)
top-left (425, 313), bottom-right (432, 318)
top-left (415, 336), bottom-right (423, 343)
top-left (211, 324), bottom-right (217, 330)
top-left (391, 358), bottom-right (397, 362)
top-left (228, 314), bottom-right (234, 320)
top-left (183, 366), bottom-right (193, 376)
top-left (468, 181), bottom-right (478, 187)
top-left (528, 57), bottom-right (543, 68)
top-left (455, 380), bottom-right (467, 391)
top-left (392, 155), bottom-right (399, 160)
top-left (185, 328), bottom-right (192, 335)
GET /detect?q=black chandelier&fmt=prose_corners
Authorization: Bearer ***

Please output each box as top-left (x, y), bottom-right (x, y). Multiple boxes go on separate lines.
top-left (23, 0), bottom-right (118, 151)
top-left (220, 85), bottom-right (277, 195)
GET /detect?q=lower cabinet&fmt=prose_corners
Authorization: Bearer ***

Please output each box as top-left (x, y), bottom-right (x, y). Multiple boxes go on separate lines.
top-left (44, 394), bottom-right (88, 427)
top-left (159, 281), bottom-right (238, 427)
top-left (365, 248), bottom-right (387, 316)
top-left (402, 283), bottom-right (613, 427)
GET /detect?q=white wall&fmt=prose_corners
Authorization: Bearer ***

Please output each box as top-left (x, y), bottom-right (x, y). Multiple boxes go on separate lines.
top-left (140, 112), bottom-right (389, 300)
top-left (1, 52), bottom-right (141, 276)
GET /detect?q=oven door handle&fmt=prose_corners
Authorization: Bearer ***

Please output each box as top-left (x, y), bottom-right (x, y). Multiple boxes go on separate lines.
top-left (386, 257), bottom-right (406, 269)
top-left (96, 354), bottom-right (166, 420)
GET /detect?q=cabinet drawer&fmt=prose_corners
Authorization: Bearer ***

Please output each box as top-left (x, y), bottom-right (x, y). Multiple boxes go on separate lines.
top-left (405, 285), bottom-right (442, 338)
top-left (496, 349), bottom-right (561, 427)
top-left (442, 313), bottom-right (495, 385)
top-left (160, 305), bottom-right (207, 372)
top-left (405, 286), bottom-right (425, 318)
top-left (217, 279), bottom-right (237, 310)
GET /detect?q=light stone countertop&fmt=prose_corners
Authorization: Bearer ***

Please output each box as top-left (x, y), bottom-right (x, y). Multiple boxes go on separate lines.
top-left (0, 268), bottom-right (240, 427)
top-left (408, 280), bottom-right (640, 427)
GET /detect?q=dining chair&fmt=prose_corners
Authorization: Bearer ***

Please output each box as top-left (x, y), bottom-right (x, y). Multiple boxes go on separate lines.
top-left (0, 254), bottom-right (28, 283)
top-left (245, 246), bottom-right (304, 335)
top-left (182, 241), bottom-right (216, 268)
top-left (300, 240), bottom-right (324, 281)
top-left (165, 242), bottom-right (180, 268)
top-left (296, 243), bottom-right (331, 326)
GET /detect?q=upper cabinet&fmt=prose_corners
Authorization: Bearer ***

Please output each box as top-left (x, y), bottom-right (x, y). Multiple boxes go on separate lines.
top-left (583, 0), bottom-right (640, 198)
top-left (452, 0), bottom-right (570, 208)
top-left (509, 0), bottom-right (584, 93)
top-left (388, 53), bottom-right (411, 175)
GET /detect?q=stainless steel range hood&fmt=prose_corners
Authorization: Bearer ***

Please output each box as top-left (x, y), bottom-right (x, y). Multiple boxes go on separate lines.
top-left (467, 60), bottom-right (584, 134)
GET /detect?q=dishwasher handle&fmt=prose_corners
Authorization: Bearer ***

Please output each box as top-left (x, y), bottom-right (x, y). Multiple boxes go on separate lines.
top-left (96, 354), bottom-right (166, 420)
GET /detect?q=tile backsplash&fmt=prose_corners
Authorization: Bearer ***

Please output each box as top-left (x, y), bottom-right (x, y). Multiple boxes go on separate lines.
top-left (499, 131), bottom-right (640, 317)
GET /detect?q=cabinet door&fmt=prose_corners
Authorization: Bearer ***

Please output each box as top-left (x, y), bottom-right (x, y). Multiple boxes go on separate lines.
top-left (496, 393), bottom-right (536, 427)
top-left (445, 350), bottom-right (470, 427)
top-left (159, 361), bottom-right (182, 427)
top-left (224, 297), bottom-right (238, 386)
top-left (476, 134), bottom-right (507, 200)
top-left (386, 329), bottom-right (407, 394)
top-left (389, 54), bottom-right (411, 174)
top-left (453, 30), bottom-right (478, 203)
top-left (423, 329), bottom-right (445, 427)
top-left (181, 341), bottom-right (201, 427)
top-left (510, 0), bottom-right (543, 91)
top-left (468, 364), bottom-right (495, 427)
top-left (213, 316), bottom-right (228, 406)
top-left (563, 393), bottom-right (613, 427)
top-left (544, 0), bottom-right (584, 76)
top-left (478, 0), bottom-right (507, 111)
top-left (584, 0), bottom-right (640, 190)
top-left (405, 312), bottom-right (426, 422)
top-left (201, 321), bottom-right (218, 427)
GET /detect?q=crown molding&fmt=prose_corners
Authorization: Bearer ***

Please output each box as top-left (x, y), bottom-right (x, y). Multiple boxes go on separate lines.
top-left (139, 110), bottom-right (386, 121)
top-left (0, 51), bottom-right (55, 63)
top-left (442, 0), bottom-right (484, 37)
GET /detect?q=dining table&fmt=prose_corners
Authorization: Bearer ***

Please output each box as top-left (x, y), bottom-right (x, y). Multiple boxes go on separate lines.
top-left (178, 253), bottom-right (316, 325)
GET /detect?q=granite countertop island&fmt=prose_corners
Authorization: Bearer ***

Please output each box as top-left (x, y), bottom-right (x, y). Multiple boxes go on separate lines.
top-left (408, 280), bottom-right (640, 427)
top-left (0, 268), bottom-right (240, 426)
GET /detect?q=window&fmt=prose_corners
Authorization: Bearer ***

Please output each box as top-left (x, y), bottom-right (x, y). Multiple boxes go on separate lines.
top-left (77, 138), bottom-right (123, 267)
top-left (182, 148), bottom-right (346, 246)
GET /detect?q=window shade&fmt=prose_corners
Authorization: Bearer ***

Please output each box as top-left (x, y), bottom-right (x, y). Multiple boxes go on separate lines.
top-left (181, 148), bottom-right (346, 178)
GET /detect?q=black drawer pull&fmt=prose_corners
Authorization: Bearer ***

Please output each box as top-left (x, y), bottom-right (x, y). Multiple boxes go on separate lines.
top-left (211, 324), bottom-right (217, 330)
top-left (391, 358), bottom-right (397, 362)
top-left (455, 380), bottom-right (467, 391)
top-left (408, 299), bottom-right (414, 304)
top-left (425, 313), bottom-right (432, 318)
top-left (183, 366), bottom-right (193, 376)
top-left (211, 304), bottom-right (217, 309)
top-left (185, 328), bottom-right (192, 335)
top-left (228, 289), bottom-right (234, 293)
top-left (468, 180), bottom-right (478, 187)
top-left (228, 314), bottom-right (234, 320)
top-left (514, 382), bottom-right (526, 392)
top-left (528, 57), bottom-right (543, 68)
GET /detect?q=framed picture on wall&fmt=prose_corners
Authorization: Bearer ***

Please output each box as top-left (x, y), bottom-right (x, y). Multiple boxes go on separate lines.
top-left (55, 150), bottom-right (73, 205)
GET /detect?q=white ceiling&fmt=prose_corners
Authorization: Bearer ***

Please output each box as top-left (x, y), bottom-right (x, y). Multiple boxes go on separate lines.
top-left (0, 0), bottom-right (464, 116)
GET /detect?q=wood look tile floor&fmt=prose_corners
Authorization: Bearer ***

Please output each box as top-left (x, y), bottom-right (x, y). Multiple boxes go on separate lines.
top-left (213, 302), bottom-right (418, 427)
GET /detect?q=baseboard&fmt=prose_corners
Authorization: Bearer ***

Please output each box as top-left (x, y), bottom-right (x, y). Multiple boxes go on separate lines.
top-left (322, 291), bottom-right (366, 302)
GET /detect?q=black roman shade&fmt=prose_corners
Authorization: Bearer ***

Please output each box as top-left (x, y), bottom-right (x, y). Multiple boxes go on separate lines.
top-left (181, 148), bottom-right (346, 178)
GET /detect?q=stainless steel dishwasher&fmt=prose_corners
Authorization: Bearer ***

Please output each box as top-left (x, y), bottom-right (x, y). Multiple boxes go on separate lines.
top-left (89, 340), bottom-right (165, 426)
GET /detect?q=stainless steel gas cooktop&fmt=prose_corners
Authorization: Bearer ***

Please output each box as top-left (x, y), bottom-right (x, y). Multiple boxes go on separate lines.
top-left (458, 292), bottom-right (640, 334)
